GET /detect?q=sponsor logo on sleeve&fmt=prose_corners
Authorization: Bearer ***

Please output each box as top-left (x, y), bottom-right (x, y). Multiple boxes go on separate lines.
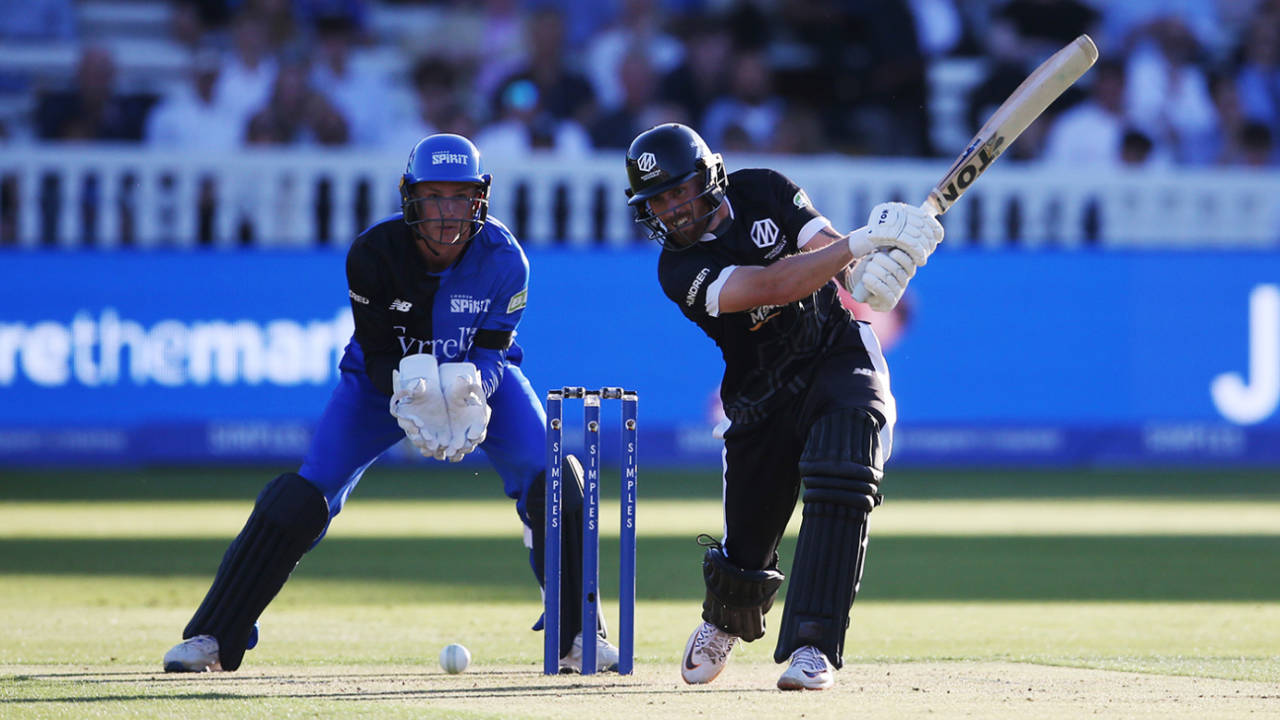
top-left (685, 267), bottom-right (711, 307)
top-left (793, 189), bottom-right (810, 208)
top-left (348, 289), bottom-right (370, 305)
top-left (507, 289), bottom-right (528, 313)
top-left (750, 219), bottom-right (779, 248)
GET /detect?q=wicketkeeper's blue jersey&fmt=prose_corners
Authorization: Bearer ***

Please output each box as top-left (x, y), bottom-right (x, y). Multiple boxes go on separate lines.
top-left (299, 214), bottom-right (546, 523)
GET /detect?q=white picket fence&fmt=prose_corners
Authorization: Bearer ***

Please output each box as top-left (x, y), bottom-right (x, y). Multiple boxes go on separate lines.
top-left (2, 144), bottom-right (1278, 249)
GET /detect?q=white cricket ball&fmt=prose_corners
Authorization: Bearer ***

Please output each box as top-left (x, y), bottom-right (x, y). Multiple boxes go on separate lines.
top-left (439, 643), bottom-right (471, 674)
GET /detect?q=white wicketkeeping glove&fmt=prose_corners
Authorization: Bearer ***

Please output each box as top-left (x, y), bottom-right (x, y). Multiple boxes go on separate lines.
top-left (844, 248), bottom-right (917, 312)
top-left (389, 354), bottom-right (452, 460)
top-left (438, 361), bottom-right (491, 462)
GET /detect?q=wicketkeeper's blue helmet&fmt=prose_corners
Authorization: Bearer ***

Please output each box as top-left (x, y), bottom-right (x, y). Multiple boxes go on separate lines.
top-left (400, 133), bottom-right (492, 244)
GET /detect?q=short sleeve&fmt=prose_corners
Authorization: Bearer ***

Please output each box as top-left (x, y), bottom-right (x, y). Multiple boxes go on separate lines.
top-left (768, 170), bottom-right (829, 248)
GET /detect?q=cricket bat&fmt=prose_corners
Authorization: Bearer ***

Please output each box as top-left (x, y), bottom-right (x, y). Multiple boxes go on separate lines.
top-left (853, 34), bottom-right (1098, 302)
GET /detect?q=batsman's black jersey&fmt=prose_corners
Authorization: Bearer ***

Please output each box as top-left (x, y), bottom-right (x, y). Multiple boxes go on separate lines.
top-left (345, 214), bottom-right (528, 398)
top-left (658, 169), bottom-right (883, 425)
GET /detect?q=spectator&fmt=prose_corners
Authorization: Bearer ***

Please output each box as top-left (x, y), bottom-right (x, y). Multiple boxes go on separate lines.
top-left (1100, 0), bottom-right (1238, 62)
top-left (769, 105), bottom-right (828, 155)
top-left (145, 47), bottom-right (241, 150)
top-left (1041, 60), bottom-right (1137, 167)
top-left (490, 8), bottom-right (597, 126)
top-left (702, 49), bottom-right (785, 151)
top-left (310, 13), bottom-right (392, 146)
top-left (992, 0), bottom-right (1100, 61)
top-left (382, 56), bottom-right (468, 152)
top-left (905, 0), bottom-right (965, 58)
top-left (1236, 18), bottom-right (1280, 145)
top-left (1240, 121), bottom-right (1275, 167)
top-left (658, 21), bottom-right (733, 128)
top-left (845, 1), bottom-right (933, 155)
top-left (1119, 128), bottom-right (1157, 166)
top-left (1125, 16), bottom-right (1218, 164)
top-left (35, 45), bottom-right (153, 141)
top-left (215, 11), bottom-right (279, 131)
top-left (246, 57), bottom-right (349, 146)
top-left (245, 0), bottom-right (300, 54)
top-left (589, 48), bottom-right (661, 149)
top-left (169, 1), bottom-right (209, 53)
top-left (583, 0), bottom-right (684, 111)
top-left (473, 0), bottom-right (529, 105)
top-left (475, 78), bottom-right (591, 156)
top-left (1208, 72), bottom-right (1250, 166)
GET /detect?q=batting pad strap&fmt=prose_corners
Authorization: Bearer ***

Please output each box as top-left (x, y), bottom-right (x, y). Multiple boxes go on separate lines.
top-left (797, 408), bottom-right (884, 484)
top-left (803, 476), bottom-right (882, 512)
top-left (701, 543), bottom-right (784, 642)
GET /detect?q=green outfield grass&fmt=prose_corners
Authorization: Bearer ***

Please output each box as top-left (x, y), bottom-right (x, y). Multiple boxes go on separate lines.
top-left (1, 466), bottom-right (1278, 719)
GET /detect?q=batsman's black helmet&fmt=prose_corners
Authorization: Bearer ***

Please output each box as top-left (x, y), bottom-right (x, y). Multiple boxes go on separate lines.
top-left (625, 123), bottom-right (727, 249)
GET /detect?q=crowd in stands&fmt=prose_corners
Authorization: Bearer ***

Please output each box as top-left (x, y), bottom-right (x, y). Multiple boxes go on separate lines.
top-left (1, 0), bottom-right (1278, 169)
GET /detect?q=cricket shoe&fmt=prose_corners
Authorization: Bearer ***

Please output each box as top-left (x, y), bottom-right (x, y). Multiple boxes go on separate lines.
top-left (776, 645), bottom-right (834, 690)
top-left (163, 635), bottom-right (223, 673)
top-left (680, 621), bottom-right (738, 684)
top-left (559, 632), bottom-right (620, 673)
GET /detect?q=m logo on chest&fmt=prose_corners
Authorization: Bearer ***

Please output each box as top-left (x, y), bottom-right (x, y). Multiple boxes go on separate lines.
top-left (750, 219), bottom-right (779, 249)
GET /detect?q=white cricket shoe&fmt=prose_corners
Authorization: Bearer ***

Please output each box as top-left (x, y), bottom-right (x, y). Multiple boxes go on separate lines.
top-left (680, 621), bottom-right (738, 684)
top-left (776, 645), bottom-right (834, 690)
top-left (163, 634), bottom-right (223, 673)
top-left (558, 632), bottom-right (620, 673)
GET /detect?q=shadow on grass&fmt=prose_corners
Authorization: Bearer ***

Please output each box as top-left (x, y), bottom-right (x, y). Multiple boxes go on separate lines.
top-left (3, 467), bottom-right (1279, 501)
top-left (2, 534), bottom-right (1278, 602)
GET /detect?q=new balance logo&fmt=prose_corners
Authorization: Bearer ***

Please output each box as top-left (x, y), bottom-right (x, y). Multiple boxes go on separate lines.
top-left (389, 299), bottom-right (413, 312)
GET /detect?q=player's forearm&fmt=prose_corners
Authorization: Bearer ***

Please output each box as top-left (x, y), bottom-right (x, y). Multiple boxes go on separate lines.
top-left (758, 236), bottom-right (858, 304)
top-left (468, 346), bottom-right (506, 398)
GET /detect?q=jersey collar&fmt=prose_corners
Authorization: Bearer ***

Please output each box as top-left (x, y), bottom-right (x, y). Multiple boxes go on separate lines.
top-left (699, 197), bottom-right (735, 243)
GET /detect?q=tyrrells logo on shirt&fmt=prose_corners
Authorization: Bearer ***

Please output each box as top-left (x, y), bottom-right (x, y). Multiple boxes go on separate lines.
top-left (450, 295), bottom-right (492, 314)
top-left (394, 326), bottom-right (476, 359)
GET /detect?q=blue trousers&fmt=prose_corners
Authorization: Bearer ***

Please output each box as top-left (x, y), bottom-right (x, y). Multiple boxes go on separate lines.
top-left (298, 340), bottom-right (547, 536)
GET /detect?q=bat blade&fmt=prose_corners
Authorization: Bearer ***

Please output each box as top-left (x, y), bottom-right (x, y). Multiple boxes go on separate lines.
top-left (850, 35), bottom-right (1097, 305)
top-left (925, 34), bottom-right (1098, 216)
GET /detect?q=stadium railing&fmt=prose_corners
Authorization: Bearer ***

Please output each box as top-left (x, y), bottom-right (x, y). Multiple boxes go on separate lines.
top-left (2, 145), bottom-right (1278, 249)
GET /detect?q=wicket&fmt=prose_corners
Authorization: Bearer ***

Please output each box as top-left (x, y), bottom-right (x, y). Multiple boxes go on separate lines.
top-left (543, 387), bottom-right (638, 675)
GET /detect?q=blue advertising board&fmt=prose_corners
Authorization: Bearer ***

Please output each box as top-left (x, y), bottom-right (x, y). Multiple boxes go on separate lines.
top-left (1, 248), bottom-right (1277, 466)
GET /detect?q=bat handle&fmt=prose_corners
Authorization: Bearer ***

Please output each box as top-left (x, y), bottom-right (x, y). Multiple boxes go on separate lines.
top-left (854, 197), bottom-right (942, 304)
top-left (921, 195), bottom-right (942, 218)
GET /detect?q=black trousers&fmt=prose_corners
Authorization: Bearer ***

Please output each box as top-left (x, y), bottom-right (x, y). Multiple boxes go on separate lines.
top-left (719, 324), bottom-right (893, 572)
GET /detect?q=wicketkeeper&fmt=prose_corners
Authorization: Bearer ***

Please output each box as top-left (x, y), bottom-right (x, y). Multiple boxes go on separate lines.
top-left (163, 133), bottom-right (616, 674)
